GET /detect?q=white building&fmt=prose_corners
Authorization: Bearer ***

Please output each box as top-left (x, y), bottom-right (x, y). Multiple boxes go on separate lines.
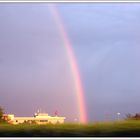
top-left (3, 112), bottom-right (65, 125)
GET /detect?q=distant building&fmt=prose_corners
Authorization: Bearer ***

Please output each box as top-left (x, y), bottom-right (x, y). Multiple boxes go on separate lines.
top-left (2, 112), bottom-right (65, 125)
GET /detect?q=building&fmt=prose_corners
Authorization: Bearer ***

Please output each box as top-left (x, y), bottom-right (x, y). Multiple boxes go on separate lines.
top-left (2, 112), bottom-right (66, 125)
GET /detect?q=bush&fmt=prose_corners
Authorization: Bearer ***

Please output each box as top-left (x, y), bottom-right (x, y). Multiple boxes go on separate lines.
top-left (126, 113), bottom-right (140, 120)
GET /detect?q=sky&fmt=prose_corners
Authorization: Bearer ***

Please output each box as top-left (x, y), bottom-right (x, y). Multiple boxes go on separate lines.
top-left (0, 3), bottom-right (140, 122)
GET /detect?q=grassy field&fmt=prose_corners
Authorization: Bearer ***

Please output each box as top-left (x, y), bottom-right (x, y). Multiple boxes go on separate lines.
top-left (0, 120), bottom-right (140, 137)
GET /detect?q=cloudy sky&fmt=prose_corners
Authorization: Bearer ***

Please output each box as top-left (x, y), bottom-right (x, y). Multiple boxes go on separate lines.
top-left (0, 3), bottom-right (140, 122)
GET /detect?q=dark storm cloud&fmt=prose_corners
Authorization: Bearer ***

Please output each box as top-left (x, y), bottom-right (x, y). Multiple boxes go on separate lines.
top-left (0, 4), bottom-right (79, 121)
top-left (0, 3), bottom-right (140, 122)
top-left (58, 4), bottom-right (140, 121)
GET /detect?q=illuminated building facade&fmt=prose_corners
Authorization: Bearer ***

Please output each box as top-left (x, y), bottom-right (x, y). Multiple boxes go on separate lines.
top-left (3, 112), bottom-right (65, 125)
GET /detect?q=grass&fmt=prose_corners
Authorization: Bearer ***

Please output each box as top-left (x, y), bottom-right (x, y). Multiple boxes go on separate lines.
top-left (0, 120), bottom-right (140, 137)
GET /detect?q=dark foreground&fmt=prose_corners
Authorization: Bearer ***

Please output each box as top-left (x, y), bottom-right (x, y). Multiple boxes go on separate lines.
top-left (0, 121), bottom-right (140, 137)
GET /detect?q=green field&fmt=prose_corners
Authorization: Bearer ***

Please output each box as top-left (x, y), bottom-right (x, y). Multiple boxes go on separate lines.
top-left (0, 121), bottom-right (140, 137)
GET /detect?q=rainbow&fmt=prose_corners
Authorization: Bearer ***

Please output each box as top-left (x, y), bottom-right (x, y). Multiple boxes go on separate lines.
top-left (48, 4), bottom-right (88, 123)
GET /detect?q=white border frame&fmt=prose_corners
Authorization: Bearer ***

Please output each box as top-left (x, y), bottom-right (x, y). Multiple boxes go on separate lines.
top-left (0, 1), bottom-right (140, 2)
top-left (0, 1), bottom-right (140, 139)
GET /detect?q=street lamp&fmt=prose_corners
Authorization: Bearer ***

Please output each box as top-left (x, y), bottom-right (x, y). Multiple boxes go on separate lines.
top-left (117, 112), bottom-right (121, 121)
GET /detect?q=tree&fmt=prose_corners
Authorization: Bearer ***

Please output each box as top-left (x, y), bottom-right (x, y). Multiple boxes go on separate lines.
top-left (125, 113), bottom-right (140, 120)
top-left (0, 107), bottom-right (4, 122)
